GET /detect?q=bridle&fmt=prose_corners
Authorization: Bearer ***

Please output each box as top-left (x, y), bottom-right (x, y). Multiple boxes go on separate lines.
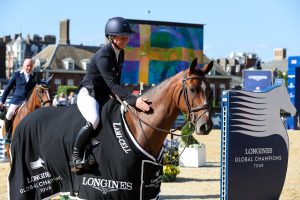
top-left (181, 73), bottom-right (210, 126)
top-left (36, 85), bottom-right (51, 107)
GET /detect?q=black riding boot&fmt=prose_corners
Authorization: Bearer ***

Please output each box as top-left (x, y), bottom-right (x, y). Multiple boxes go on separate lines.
top-left (4, 119), bottom-right (12, 144)
top-left (70, 121), bottom-right (94, 172)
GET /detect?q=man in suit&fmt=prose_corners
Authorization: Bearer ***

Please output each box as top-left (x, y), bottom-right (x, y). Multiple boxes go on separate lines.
top-left (0, 58), bottom-right (36, 143)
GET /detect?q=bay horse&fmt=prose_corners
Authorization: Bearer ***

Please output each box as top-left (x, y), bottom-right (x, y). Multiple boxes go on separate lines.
top-left (2, 81), bottom-right (52, 162)
top-left (8, 58), bottom-right (213, 199)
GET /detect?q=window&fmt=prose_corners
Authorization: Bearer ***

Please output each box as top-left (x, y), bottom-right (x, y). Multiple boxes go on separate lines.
top-left (54, 79), bottom-right (62, 92)
top-left (220, 84), bottom-right (226, 91)
top-left (68, 62), bottom-right (73, 70)
top-left (67, 79), bottom-right (74, 86)
top-left (81, 59), bottom-right (90, 70)
top-left (62, 58), bottom-right (75, 70)
top-left (54, 79), bottom-right (61, 85)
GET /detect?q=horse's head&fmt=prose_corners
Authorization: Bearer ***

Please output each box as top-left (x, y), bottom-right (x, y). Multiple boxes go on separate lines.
top-left (34, 74), bottom-right (53, 107)
top-left (178, 58), bottom-right (213, 135)
top-left (34, 83), bottom-right (52, 107)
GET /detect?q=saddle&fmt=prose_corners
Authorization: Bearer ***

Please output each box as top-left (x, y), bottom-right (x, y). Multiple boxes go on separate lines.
top-left (2, 103), bottom-right (24, 138)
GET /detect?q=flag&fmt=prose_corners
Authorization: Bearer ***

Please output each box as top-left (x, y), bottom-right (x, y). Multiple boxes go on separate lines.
top-left (122, 22), bottom-right (204, 85)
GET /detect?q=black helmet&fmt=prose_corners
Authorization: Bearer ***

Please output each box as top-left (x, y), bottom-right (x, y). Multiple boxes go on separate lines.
top-left (105, 17), bottom-right (135, 38)
top-left (0, 106), bottom-right (7, 120)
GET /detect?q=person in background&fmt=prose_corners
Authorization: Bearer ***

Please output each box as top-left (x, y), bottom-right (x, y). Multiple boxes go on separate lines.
top-left (68, 92), bottom-right (76, 105)
top-left (69, 17), bottom-right (150, 172)
top-left (0, 58), bottom-right (36, 143)
top-left (58, 93), bottom-right (68, 106)
top-left (52, 95), bottom-right (59, 107)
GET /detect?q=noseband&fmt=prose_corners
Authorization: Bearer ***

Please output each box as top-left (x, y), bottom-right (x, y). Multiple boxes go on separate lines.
top-left (181, 74), bottom-right (210, 125)
top-left (36, 85), bottom-right (51, 107)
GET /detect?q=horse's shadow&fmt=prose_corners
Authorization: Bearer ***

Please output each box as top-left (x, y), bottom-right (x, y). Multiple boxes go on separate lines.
top-left (201, 162), bottom-right (220, 168)
top-left (175, 177), bottom-right (220, 183)
top-left (160, 194), bottom-right (220, 199)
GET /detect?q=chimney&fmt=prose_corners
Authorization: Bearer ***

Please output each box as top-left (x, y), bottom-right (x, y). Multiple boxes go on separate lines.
top-left (274, 48), bottom-right (286, 60)
top-left (26, 34), bottom-right (31, 44)
top-left (59, 19), bottom-right (70, 45)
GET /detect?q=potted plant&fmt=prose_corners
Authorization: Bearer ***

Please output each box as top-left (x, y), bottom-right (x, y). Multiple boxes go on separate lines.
top-left (162, 140), bottom-right (180, 182)
top-left (179, 122), bottom-right (206, 167)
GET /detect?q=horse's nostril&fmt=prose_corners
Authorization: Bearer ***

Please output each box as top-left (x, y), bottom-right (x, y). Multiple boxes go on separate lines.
top-left (199, 123), bottom-right (211, 135)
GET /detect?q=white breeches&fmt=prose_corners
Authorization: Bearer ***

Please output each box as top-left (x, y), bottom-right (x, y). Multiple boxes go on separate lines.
top-left (77, 87), bottom-right (100, 130)
top-left (6, 104), bottom-right (20, 120)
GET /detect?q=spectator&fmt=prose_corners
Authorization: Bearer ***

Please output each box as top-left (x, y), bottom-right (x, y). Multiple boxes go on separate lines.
top-left (58, 93), bottom-right (68, 106)
top-left (68, 92), bottom-right (76, 105)
top-left (52, 95), bottom-right (59, 107)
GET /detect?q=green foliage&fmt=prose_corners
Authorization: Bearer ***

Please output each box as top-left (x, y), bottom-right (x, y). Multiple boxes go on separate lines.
top-left (60, 195), bottom-right (70, 200)
top-left (212, 97), bottom-right (221, 113)
top-left (181, 122), bottom-right (199, 146)
top-left (57, 85), bottom-right (78, 96)
top-left (276, 70), bottom-right (288, 87)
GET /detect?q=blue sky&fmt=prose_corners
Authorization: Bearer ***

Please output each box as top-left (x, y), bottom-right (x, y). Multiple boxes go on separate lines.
top-left (1, 0), bottom-right (299, 62)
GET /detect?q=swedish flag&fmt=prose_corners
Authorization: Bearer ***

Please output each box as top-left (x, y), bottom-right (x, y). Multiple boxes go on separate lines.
top-left (122, 22), bottom-right (204, 85)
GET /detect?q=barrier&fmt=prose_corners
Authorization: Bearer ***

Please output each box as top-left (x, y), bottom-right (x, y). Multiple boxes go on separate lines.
top-left (220, 82), bottom-right (296, 200)
top-left (286, 56), bottom-right (300, 129)
top-left (0, 123), bottom-right (8, 163)
top-left (0, 139), bottom-right (7, 162)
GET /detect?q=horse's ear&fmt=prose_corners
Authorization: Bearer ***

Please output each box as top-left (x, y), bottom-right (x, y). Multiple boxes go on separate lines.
top-left (46, 74), bottom-right (53, 84)
top-left (189, 58), bottom-right (198, 74)
top-left (201, 61), bottom-right (214, 75)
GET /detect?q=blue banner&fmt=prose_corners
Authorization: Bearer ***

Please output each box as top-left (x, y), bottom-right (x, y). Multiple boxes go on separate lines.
top-left (243, 70), bottom-right (273, 91)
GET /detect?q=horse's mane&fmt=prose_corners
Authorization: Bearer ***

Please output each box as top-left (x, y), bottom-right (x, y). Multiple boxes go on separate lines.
top-left (27, 84), bottom-right (38, 99)
top-left (141, 68), bottom-right (206, 98)
top-left (142, 77), bottom-right (173, 97)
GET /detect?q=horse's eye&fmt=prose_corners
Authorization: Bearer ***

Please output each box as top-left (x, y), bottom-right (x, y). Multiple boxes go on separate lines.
top-left (190, 88), bottom-right (196, 93)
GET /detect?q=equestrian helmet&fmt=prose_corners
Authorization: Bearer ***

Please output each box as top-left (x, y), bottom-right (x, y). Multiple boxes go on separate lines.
top-left (0, 106), bottom-right (7, 120)
top-left (105, 17), bottom-right (135, 38)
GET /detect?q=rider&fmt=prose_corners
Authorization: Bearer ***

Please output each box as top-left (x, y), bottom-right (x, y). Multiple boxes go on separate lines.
top-left (0, 58), bottom-right (36, 144)
top-left (70, 17), bottom-right (150, 172)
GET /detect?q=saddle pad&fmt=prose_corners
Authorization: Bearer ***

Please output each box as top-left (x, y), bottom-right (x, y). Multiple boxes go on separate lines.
top-left (9, 100), bottom-right (163, 200)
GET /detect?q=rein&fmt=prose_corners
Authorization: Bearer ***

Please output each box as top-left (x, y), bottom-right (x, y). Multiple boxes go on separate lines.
top-left (115, 73), bottom-right (209, 136)
top-left (115, 95), bottom-right (187, 137)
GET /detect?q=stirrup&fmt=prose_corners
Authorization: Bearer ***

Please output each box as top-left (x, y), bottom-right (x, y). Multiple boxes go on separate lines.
top-left (70, 159), bottom-right (87, 172)
top-left (70, 150), bottom-right (92, 172)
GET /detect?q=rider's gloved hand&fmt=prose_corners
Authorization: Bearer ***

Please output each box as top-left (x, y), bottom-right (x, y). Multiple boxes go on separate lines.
top-left (135, 97), bottom-right (150, 112)
top-left (0, 102), bottom-right (3, 108)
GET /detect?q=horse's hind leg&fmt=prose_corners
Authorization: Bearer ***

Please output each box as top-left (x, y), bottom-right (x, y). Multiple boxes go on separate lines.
top-left (3, 119), bottom-right (12, 143)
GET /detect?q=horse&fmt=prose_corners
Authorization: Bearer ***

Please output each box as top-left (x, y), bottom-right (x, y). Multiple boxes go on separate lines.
top-left (2, 81), bottom-right (52, 162)
top-left (8, 58), bottom-right (213, 200)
